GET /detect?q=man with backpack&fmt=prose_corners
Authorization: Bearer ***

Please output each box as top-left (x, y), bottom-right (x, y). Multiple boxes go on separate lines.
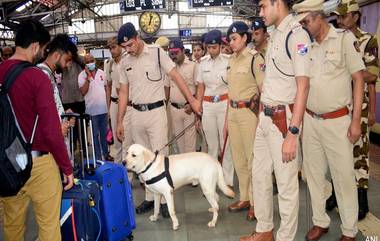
top-left (0, 20), bottom-right (73, 241)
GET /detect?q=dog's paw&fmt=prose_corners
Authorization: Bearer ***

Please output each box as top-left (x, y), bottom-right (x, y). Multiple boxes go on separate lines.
top-left (149, 215), bottom-right (158, 222)
top-left (207, 221), bottom-right (216, 228)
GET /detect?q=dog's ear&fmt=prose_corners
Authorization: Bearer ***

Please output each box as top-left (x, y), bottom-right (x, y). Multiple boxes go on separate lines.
top-left (142, 148), bottom-right (152, 165)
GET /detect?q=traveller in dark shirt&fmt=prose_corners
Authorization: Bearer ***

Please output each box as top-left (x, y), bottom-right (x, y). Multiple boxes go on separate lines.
top-left (0, 20), bottom-right (74, 241)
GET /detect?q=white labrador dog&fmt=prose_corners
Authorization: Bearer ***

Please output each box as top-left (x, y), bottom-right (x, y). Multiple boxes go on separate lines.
top-left (126, 144), bottom-right (235, 230)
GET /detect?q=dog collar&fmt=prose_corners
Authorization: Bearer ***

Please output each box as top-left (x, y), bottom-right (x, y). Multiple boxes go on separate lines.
top-left (138, 150), bottom-right (159, 175)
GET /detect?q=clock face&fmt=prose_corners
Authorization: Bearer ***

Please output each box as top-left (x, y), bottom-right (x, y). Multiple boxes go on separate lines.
top-left (139, 11), bottom-right (161, 35)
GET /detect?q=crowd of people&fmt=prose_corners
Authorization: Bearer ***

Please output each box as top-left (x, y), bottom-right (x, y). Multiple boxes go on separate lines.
top-left (0, 0), bottom-right (378, 240)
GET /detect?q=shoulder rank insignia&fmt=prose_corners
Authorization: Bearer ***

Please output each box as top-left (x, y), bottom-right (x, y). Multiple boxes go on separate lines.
top-left (297, 44), bottom-right (308, 56)
top-left (259, 63), bottom-right (266, 72)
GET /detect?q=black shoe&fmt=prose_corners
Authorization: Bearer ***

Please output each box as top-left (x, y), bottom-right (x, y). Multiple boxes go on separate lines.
top-left (160, 203), bottom-right (170, 218)
top-left (135, 200), bottom-right (154, 214)
top-left (326, 192), bottom-right (337, 211)
top-left (358, 187), bottom-right (369, 220)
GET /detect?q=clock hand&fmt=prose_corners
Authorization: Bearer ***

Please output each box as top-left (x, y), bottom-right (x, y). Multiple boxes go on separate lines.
top-left (148, 14), bottom-right (152, 25)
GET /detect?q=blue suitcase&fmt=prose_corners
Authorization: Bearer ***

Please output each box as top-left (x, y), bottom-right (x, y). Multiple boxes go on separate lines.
top-left (79, 114), bottom-right (135, 241)
top-left (60, 180), bottom-right (102, 241)
top-left (85, 161), bottom-right (136, 241)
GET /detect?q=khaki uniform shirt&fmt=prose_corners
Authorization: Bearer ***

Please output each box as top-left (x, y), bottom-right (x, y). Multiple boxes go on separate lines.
top-left (261, 14), bottom-right (312, 106)
top-left (227, 47), bottom-right (258, 101)
top-left (196, 54), bottom-right (229, 96)
top-left (307, 25), bottom-right (365, 113)
top-left (170, 58), bottom-right (197, 104)
top-left (104, 53), bottom-right (126, 98)
top-left (119, 43), bottom-right (175, 104)
top-left (251, 46), bottom-right (267, 87)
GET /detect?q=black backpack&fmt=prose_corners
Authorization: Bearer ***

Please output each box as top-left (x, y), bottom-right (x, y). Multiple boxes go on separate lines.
top-left (0, 61), bottom-right (39, 197)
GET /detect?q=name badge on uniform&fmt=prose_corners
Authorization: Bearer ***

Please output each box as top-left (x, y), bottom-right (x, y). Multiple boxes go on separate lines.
top-left (126, 67), bottom-right (132, 71)
top-left (297, 44), bottom-right (308, 56)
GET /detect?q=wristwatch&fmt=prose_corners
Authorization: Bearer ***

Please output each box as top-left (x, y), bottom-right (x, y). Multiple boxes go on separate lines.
top-left (288, 126), bottom-right (299, 135)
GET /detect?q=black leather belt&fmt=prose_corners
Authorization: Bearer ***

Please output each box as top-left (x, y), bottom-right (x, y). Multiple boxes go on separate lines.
top-left (171, 102), bottom-right (187, 109)
top-left (110, 97), bottom-right (118, 103)
top-left (31, 150), bottom-right (48, 158)
top-left (132, 100), bottom-right (164, 112)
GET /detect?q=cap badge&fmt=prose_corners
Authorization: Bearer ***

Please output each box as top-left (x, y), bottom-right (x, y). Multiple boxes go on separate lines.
top-left (232, 27), bottom-right (237, 33)
top-left (123, 36), bottom-right (129, 42)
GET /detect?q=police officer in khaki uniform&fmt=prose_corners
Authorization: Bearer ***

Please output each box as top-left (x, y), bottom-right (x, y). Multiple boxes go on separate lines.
top-left (324, 0), bottom-right (379, 220)
top-left (224, 21), bottom-right (259, 221)
top-left (104, 36), bottom-right (131, 164)
top-left (116, 23), bottom-right (201, 217)
top-left (196, 30), bottom-right (234, 187)
top-left (250, 18), bottom-right (268, 92)
top-left (155, 36), bottom-right (171, 103)
top-left (240, 0), bottom-right (312, 239)
top-left (168, 39), bottom-right (197, 153)
top-left (292, 1), bottom-right (365, 240)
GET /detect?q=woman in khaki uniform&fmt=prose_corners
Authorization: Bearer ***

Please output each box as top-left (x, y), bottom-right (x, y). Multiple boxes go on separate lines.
top-left (224, 21), bottom-right (259, 221)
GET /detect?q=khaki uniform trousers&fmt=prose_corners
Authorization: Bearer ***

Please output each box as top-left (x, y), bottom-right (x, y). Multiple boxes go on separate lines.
top-left (121, 106), bottom-right (133, 162)
top-left (1, 154), bottom-right (62, 241)
top-left (202, 101), bottom-right (234, 186)
top-left (303, 113), bottom-right (358, 238)
top-left (228, 107), bottom-right (257, 204)
top-left (110, 101), bottom-right (122, 163)
top-left (131, 105), bottom-right (168, 202)
top-left (253, 107), bottom-right (299, 241)
top-left (169, 105), bottom-right (196, 153)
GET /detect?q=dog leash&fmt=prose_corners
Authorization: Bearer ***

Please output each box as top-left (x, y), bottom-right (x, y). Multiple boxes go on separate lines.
top-left (157, 120), bottom-right (197, 153)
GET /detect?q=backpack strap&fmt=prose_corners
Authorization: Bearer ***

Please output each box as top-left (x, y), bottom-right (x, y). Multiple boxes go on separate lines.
top-left (285, 26), bottom-right (314, 60)
top-left (1, 61), bottom-right (39, 144)
top-left (1, 61), bottom-right (34, 94)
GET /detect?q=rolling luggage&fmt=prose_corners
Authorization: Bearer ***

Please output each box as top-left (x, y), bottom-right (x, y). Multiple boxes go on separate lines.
top-left (60, 180), bottom-right (102, 241)
top-left (81, 114), bottom-right (136, 241)
top-left (60, 113), bottom-right (103, 241)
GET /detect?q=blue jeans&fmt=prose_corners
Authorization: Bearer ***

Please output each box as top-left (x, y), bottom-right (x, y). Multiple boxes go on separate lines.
top-left (91, 113), bottom-right (108, 160)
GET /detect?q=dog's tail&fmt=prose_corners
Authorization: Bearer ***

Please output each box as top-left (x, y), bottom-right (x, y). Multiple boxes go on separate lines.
top-left (216, 163), bottom-right (235, 198)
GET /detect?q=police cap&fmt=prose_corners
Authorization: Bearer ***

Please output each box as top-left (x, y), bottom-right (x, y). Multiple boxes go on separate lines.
top-left (333, 0), bottom-right (360, 16)
top-left (117, 22), bottom-right (138, 44)
top-left (168, 38), bottom-right (184, 50)
top-left (227, 21), bottom-right (250, 37)
top-left (205, 30), bottom-right (222, 45)
top-left (251, 18), bottom-right (266, 32)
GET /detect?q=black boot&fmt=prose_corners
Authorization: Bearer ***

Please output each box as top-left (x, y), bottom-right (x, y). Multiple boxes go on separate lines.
top-left (135, 200), bottom-right (154, 214)
top-left (326, 191), bottom-right (337, 211)
top-left (358, 188), bottom-right (369, 220)
top-left (160, 203), bottom-right (170, 218)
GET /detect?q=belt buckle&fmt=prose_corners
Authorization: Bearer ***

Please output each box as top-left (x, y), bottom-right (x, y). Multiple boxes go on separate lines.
top-left (231, 101), bottom-right (237, 108)
top-left (141, 104), bottom-right (147, 111)
top-left (313, 113), bottom-right (324, 120)
top-left (212, 95), bottom-right (220, 103)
